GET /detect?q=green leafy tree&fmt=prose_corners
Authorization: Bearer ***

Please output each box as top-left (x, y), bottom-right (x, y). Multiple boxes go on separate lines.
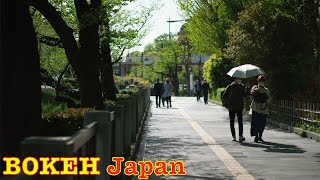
top-left (203, 53), bottom-right (234, 90)
top-left (177, 0), bottom-right (246, 53)
top-left (177, 24), bottom-right (193, 95)
top-left (225, 1), bottom-right (317, 99)
top-left (146, 34), bottom-right (182, 94)
top-left (30, 0), bottom-right (158, 106)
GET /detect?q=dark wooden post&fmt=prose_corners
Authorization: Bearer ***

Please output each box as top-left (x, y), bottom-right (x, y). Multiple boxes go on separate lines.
top-left (0, 0), bottom-right (41, 172)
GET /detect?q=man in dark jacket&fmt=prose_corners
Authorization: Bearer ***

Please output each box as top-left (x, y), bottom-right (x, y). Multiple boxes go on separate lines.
top-left (154, 79), bottom-right (163, 108)
top-left (194, 79), bottom-right (202, 102)
top-left (202, 80), bottom-right (210, 105)
top-left (223, 78), bottom-right (249, 142)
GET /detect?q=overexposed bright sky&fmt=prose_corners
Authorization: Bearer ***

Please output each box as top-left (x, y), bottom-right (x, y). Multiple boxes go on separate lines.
top-left (126, 0), bottom-right (184, 52)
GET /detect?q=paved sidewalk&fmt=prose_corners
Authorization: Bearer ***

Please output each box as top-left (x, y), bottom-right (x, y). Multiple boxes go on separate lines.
top-left (137, 97), bottom-right (320, 180)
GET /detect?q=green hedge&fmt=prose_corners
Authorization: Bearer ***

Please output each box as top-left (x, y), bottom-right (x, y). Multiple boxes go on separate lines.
top-left (41, 108), bottom-right (92, 136)
top-left (209, 88), bottom-right (225, 103)
top-left (178, 89), bottom-right (188, 96)
top-left (40, 88), bottom-right (145, 136)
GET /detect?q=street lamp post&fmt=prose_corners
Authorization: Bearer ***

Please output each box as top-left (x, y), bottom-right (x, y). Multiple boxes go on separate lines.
top-left (166, 18), bottom-right (190, 96)
top-left (167, 18), bottom-right (185, 40)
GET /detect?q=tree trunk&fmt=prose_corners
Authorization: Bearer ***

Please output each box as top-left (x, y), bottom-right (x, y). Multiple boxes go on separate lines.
top-left (56, 63), bottom-right (70, 95)
top-left (78, 26), bottom-right (104, 109)
top-left (101, 42), bottom-right (118, 101)
top-left (0, 0), bottom-right (41, 168)
top-left (174, 63), bottom-right (179, 95)
top-left (184, 46), bottom-right (192, 96)
top-left (33, 0), bottom-right (104, 109)
top-left (75, 0), bottom-right (104, 109)
top-left (100, 17), bottom-right (118, 101)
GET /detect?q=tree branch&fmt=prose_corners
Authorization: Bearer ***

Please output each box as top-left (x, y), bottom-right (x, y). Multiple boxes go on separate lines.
top-left (37, 34), bottom-right (63, 48)
top-left (56, 63), bottom-right (70, 92)
top-left (29, 0), bottom-right (80, 75)
top-left (150, 66), bottom-right (174, 78)
top-left (112, 47), bottom-right (126, 65)
top-left (154, 71), bottom-right (174, 78)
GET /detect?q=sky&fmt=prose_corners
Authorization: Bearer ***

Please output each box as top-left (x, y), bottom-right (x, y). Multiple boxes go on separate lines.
top-left (126, 0), bottom-right (184, 53)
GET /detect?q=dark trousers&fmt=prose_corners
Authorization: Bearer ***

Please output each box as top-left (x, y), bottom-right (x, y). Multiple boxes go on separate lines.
top-left (251, 111), bottom-right (267, 138)
top-left (155, 95), bottom-right (161, 107)
top-left (196, 90), bottom-right (201, 101)
top-left (166, 96), bottom-right (172, 107)
top-left (229, 110), bottom-right (243, 137)
top-left (203, 92), bottom-right (208, 104)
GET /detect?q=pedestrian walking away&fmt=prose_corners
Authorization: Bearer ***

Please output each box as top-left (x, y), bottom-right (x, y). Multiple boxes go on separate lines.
top-left (223, 78), bottom-right (249, 142)
top-left (163, 78), bottom-right (174, 108)
top-left (250, 75), bottom-right (271, 143)
top-left (202, 80), bottom-right (210, 105)
top-left (194, 79), bottom-right (202, 102)
top-left (154, 79), bottom-right (163, 108)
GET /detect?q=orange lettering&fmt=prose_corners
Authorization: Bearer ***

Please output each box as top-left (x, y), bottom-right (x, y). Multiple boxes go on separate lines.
top-left (138, 161), bottom-right (153, 179)
top-left (107, 157), bottom-right (124, 176)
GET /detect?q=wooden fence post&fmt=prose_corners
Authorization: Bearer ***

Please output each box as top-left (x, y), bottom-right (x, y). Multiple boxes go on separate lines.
top-left (129, 96), bottom-right (137, 143)
top-left (114, 105), bottom-right (124, 157)
top-left (85, 111), bottom-right (115, 180)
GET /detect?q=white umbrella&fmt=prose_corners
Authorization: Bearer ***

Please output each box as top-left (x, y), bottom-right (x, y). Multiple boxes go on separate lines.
top-left (227, 64), bottom-right (266, 79)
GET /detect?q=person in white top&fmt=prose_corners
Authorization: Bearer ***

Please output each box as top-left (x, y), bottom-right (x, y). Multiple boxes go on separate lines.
top-left (163, 78), bottom-right (174, 108)
top-left (250, 75), bottom-right (271, 143)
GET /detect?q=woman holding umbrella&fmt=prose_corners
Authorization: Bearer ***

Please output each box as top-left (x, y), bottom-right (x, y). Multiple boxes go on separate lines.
top-left (250, 75), bottom-right (271, 142)
top-left (225, 64), bottom-right (266, 142)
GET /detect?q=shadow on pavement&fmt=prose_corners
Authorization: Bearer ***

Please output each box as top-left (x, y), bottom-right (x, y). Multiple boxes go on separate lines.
top-left (157, 107), bottom-right (180, 109)
top-left (313, 153), bottom-right (320, 158)
top-left (240, 141), bottom-right (306, 153)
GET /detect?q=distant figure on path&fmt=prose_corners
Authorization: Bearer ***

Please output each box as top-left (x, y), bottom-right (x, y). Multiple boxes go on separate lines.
top-left (202, 80), bottom-right (210, 105)
top-left (154, 79), bottom-right (163, 108)
top-left (161, 84), bottom-right (166, 107)
top-left (163, 78), bottom-right (174, 108)
top-left (250, 75), bottom-right (271, 143)
top-left (194, 79), bottom-right (202, 102)
top-left (223, 78), bottom-right (249, 142)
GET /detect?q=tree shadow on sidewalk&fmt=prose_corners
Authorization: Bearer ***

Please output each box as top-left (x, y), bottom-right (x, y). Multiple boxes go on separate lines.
top-left (313, 153), bottom-right (320, 158)
top-left (240, 141), bottom-right (306, 153)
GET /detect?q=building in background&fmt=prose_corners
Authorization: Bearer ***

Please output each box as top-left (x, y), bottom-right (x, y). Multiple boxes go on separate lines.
top-left (113, 54), bottom-right (156, 76)
top-left (114, 54), bottom-right (209, 77)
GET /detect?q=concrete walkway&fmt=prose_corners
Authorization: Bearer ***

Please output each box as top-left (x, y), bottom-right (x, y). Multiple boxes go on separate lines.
top-left (136, 97), bottom-right (320, 180)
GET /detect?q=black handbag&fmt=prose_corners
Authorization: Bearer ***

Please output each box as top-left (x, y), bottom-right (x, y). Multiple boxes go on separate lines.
top-left (253, 91), bottom-right (268, 103)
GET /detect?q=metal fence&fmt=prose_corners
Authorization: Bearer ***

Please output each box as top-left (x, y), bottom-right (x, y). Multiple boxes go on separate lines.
top-left (269, 99), bottom-right (320, 125)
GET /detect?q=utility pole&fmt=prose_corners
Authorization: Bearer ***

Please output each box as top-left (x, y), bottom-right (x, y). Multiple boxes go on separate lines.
top-left (166, 18), bottom-right (186, 95)
top-left (141, 52), bottom-right (144, 78)
top-left (167, 18), bottom-right (185, 40)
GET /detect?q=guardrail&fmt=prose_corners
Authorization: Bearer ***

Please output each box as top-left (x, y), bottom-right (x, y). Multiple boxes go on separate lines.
top-left (2, 87), bottom-right (151, 180)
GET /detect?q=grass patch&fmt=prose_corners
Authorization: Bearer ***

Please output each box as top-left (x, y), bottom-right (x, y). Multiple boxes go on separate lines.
top-left (42, 89), bottom-right (68, 113)
top-left (297, 121), bottom-right (320, 134)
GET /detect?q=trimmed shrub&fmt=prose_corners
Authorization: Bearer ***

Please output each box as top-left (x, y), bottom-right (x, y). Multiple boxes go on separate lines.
top-left (41, 108), bottom-right (92, 136)
top-left (203, 53), bottom-right (234, 90)
top-left (105, 100), bottom-right (117, 111)
top-left (209, 88), bottom-right (225, 103)
top-left (178, 89), bottom-right (188, 96)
